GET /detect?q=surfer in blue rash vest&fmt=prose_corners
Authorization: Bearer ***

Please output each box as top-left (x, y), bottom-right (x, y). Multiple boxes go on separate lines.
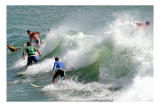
top-left (52, 57), bottom-right (66, 84)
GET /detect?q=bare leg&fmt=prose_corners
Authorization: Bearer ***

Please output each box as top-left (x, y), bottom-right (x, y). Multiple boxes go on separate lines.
top-left (63, 76), bottom-right (66, 80)
top-left (26, 64), bottom-right (29, 69)
top-left (37, 40), bottom-right (41, 47)
top-left (38, 43), bottom-right (41, 47)
top-left (52, 78), bottom-right (55, 84)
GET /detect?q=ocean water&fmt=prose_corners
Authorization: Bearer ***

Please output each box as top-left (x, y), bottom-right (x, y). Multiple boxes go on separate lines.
top-left (7, 6), bottom-right (153, 101)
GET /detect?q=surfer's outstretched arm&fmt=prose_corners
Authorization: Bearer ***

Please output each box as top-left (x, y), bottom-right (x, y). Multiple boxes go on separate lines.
top-left (22, 50), bottom-right (26, 60)
top-left (34, 32), bottom-right (42, 35)
top-left (36, 49), bottom-right (42, 57)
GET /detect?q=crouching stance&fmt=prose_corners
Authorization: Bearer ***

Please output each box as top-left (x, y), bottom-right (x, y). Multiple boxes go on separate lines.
top-left (22, 42), bottom-right (42, 68)
top-left (52, 57), bottom-right (66, 84)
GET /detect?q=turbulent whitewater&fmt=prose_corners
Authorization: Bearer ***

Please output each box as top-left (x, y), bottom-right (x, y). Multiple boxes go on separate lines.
top-left (7, 6), bottom-right (153, 101)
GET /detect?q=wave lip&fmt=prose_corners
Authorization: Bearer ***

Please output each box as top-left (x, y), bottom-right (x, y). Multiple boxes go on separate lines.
top-left (10, 9), bottom-right (153, 101)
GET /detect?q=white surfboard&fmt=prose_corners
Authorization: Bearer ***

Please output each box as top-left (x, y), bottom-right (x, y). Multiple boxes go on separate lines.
top-left (30, 83), bottom-right (43, 88)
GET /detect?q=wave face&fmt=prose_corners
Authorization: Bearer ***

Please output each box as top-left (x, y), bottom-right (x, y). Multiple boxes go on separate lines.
top-left (7, 6), bottom-right (153, 101)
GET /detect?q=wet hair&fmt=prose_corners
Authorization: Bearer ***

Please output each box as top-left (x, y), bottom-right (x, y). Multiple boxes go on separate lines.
top-left (55, 57), bottom-right (59, 61)
top-left (7, 44), bottom-right (10, 47)
top-left (27, 30), bottom-right (31, 33)
top-left (27, 42), bottom-right (31, 46)
top-left (145, 21), bottom-right (150, 25)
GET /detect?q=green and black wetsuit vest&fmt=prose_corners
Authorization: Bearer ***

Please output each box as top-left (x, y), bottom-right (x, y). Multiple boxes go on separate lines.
top-left (25, 46), bottom-right (37, 56)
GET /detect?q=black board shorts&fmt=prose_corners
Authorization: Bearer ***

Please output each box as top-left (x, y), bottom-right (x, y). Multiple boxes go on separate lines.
top-left (36, 39), bottom-right (40, 44)
top-left (53, 69), bottom-right (65, 79)
top-left (33, 39), bottom-right (40, 45)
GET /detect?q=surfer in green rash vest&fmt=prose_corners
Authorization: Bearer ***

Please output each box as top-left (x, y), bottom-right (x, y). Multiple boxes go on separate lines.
top-left (22, 42), bottom-right (42, 68)
top-left (7, 44), bottom-right (20, 52)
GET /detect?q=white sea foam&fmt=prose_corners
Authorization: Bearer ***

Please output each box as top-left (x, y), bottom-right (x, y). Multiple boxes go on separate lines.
top-left (11, 11), bottom-right (153, 102)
